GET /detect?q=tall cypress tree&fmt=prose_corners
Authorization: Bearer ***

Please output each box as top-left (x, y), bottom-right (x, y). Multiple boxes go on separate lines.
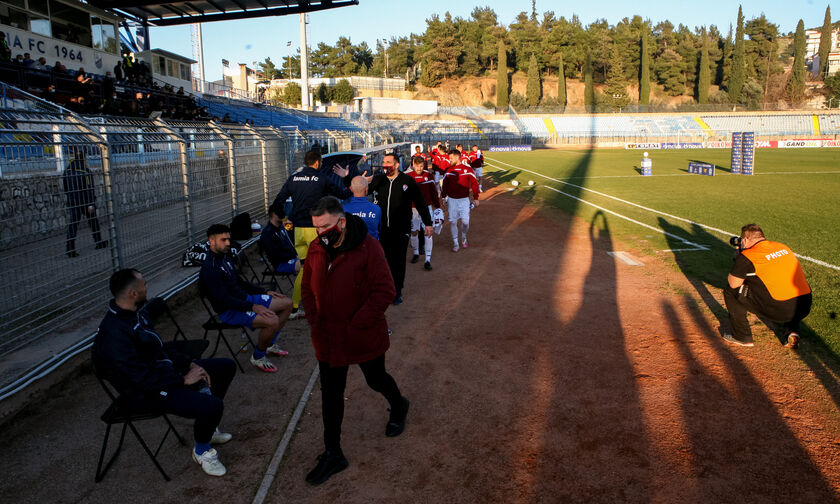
top-left (818, 6), bottom-right (832, 79)
top-left (557, 52), bottom-right (567, 111)
top-left (496, 40), bottom-right (509, 109)
top-left (729, 5), bottom-right (745, 103)
top-left (639, 26), bottom-right (651, 105)
top-left (526, 53), bottom-right (541, 107)
top-left (697, 33), bottom-right (710, 104)
top-left (584, 52), bottom-right (594, 110)
top-left (788, 19), bottom-right (807, 103)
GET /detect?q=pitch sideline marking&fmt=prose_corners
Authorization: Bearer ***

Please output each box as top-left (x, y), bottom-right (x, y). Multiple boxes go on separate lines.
top-left (485, 157), bottom-right (840, 272)
top-left (539, 184), bottom-right (708, 251)
top-left (252, 364), bottom-right (320, 504)
top-left (608, 251), bottom-right (645, 266)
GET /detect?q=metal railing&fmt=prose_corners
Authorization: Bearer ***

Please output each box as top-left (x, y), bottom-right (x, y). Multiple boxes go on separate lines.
top-left (0, 85), bottom-right (292, 361)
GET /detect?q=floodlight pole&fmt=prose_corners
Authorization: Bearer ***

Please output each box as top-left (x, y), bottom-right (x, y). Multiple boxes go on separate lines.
top-left (299, 13), bottom-right (310, 111)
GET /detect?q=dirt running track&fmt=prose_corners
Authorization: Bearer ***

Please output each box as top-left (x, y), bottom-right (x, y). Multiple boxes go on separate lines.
top-left (2, 178), bottom-right (840, 503)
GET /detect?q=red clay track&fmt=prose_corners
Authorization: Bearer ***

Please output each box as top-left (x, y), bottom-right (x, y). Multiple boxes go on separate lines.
top-left (2, 180), bottom-right (839, 503)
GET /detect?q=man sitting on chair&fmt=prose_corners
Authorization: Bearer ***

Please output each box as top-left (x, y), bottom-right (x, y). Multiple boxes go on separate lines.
top-left (92, 268), bottom-right (236, 477)
top-left (199, 224), bottom-right (293, 373)
top-left (260, 203), bottom-right (300, 275)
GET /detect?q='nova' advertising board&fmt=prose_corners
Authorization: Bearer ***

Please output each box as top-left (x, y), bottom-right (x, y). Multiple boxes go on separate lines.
top-left (488, 145), bottom-right (533, 152)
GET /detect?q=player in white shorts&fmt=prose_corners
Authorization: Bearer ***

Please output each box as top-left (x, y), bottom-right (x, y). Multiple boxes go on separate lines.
top-left (440, 149), bottom-right (480, 252)
top-left (407, 156), bottom-right (441, 270)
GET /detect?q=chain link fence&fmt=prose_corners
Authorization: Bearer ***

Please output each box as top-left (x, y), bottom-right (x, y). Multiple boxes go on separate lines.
top-left (0, 106), bottom-right (291, 360)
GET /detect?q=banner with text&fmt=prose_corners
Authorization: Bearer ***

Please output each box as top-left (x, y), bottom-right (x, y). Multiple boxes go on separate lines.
top-left (488, 145), bottom-right (533, 152)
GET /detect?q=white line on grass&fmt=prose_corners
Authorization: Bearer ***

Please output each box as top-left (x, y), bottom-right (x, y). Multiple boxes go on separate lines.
top-left (554, 170), bottom-right (840, 180)
top-left (252, 364), bottom-right (319, 504)
top-left (486, 157), bottom-right (840, 271)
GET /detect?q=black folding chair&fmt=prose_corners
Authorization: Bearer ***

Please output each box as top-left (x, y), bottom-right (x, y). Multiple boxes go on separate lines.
top-left (197, 290), bottom-right (256, 373)
top-left (255, 242), bottom-right (295, 293)
top-left (93, 362), bottom-right (186, 483)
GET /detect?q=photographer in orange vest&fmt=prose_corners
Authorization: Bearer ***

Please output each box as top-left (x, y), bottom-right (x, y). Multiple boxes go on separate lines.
top-left (722, 224), bottom-right (812, 349)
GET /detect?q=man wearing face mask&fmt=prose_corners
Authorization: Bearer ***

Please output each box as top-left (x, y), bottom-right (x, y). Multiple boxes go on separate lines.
top-left (301, 196), bottom-right (409, 485)
top-left (366, 152), bottom-right (433, 305)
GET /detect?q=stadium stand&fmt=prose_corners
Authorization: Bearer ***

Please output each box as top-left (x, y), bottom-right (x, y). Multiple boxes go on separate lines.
top-left (700, 114), bottom-right (814, 136)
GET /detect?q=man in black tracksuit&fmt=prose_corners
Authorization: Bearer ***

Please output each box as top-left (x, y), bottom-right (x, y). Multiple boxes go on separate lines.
top-left (93, 269), bottom-right (236, 476)
top-left (63, 150), bottom-right (106, 257)
top-left (367, 152), bottom-right (432, 305)
top-left (271, 150), bottom-right (351, 316)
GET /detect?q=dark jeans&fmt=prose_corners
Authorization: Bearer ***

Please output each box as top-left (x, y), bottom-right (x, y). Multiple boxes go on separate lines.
top-left (319, 354), bottom-right (402, 453)
top-left (66, 205), bottom-right (103, 252)
top-left (142, 358), bottom-right (236, 444)
top-left (380, 228), bottom-right (409, 294)
top-left (723, 285), bottom-right (812, 342)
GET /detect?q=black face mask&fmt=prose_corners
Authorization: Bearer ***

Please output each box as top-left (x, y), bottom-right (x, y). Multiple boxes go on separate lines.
top-left (318, 223), bottom-right (342, 248)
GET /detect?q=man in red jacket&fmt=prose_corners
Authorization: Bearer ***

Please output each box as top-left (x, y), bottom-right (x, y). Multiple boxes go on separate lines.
top-left (301, 196), bottom-right (409, 486)
top-left (408, 155), bottom-right (441, 270)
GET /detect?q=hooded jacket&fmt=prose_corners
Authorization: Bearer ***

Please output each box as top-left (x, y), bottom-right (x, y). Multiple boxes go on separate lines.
top-left (301, 214), bottom-right (396, 367)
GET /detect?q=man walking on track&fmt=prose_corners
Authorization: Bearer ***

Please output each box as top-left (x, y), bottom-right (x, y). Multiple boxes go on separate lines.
top-left (63, 149), bottom-right (107, 257)
top-left (441, 149), bottom-right (480, 252)
top-left (272, 150), bottom-right (351, 319)
top-left (367, 152), bottom-right (433, 305)
top-left (407, 155), bottom-right (441, 270)
top-left (301, 196), bottom-right (409, 486)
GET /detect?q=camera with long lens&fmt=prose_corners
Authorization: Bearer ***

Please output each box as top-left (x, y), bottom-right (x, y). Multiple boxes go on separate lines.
top-left (729, 236), bottom-right (742, 249)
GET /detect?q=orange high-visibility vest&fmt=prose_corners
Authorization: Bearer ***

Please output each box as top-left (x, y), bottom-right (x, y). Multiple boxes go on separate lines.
top-left (741, 240), bottom-right (811, 301)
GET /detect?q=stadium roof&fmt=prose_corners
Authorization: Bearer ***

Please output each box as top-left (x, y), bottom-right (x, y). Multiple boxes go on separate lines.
top-left (86, 0), bottom-right (359, 27)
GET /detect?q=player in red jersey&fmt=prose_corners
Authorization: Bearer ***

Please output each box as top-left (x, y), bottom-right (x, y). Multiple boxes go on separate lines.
top-left (440, 149), bottom-right (480, 252)
top-left (407, 156), bottom-right (441, 270)
top-left (469, 144), bottom-right (484, 192)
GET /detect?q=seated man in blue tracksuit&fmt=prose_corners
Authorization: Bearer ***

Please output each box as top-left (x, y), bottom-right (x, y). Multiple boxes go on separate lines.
top-left (342, 176), bottom-right (381, 240)
top-left (260, 203), bottom-right (299, 274)
top-left (199, 224), bottom-right (293, 373)
top-left (92, 269), bottom-right (236, 477)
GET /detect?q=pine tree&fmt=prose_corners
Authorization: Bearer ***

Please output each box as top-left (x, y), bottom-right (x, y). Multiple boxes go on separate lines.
top-left (496, 40), bottom-right (509, 108)
top-left (605, 45), bottom-right (629, 111)
top-left (818, 6), bottom-right (832, 79)
top-left (639, 26), bottom-right (651, 105)
top-left (526, 53), bottom-right (541, 107)
top-left (557, 52), bottom-right (567, 111)
top-left (697, 33), bottom-right (710, 104)
top-left (729, 5), bottom-right (746, 103)
top-left (788, 19), bottom-right (807, 103)
top-left (584, 52), bottom-right (594, 110)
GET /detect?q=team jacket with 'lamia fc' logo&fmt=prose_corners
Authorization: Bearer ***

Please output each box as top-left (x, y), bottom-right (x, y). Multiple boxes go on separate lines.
top-left (271, 166), bottom-right (351, 228)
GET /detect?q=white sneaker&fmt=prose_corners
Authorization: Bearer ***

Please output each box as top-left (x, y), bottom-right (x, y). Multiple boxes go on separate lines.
top-left (267, 343), bottom-right (289, 356)
top-left (288, 307), bottom-right (305, 320)
top-left (192, 448), bottom-right (227, 476)
top-left (210, 428), bottom-right (232, 444)
top-left (250, 355), bottom-right (278, 373)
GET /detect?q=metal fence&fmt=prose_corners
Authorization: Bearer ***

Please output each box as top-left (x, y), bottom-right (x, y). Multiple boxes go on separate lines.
top-left (0, 102), bottom-right (291, 358)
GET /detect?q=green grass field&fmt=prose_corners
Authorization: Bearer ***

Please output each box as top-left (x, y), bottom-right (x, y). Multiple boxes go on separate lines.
top-left (483, 147), bottom-right (840, 354)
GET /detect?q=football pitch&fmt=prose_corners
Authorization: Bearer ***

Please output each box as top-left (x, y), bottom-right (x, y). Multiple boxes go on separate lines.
top-left (483, 147), bottom-right (840, 353)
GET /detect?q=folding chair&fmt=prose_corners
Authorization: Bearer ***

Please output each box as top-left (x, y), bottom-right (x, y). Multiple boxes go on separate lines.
top-left (197, 290), bottom-right (256, 373)
top-left (144, 297), bottom-right (209, 360)
top-left (256, 241), bottom-right (295, 293)
top-left (93, 362), bottom-right (186, 483)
